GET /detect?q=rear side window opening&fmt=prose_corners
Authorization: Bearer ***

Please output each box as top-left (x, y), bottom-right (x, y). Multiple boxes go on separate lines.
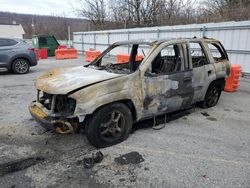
top-left (207, 43), bottom-right (227, 62)
top-left (189, 42), bottom-right (209, 68)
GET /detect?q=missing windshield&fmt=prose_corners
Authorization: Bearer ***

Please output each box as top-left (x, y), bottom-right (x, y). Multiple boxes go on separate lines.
top-left (85, 43), bottom-right (152, 74)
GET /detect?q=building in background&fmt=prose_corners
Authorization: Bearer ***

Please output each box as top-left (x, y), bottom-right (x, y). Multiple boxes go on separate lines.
top-left (0, 23), bottom-right (25, 38)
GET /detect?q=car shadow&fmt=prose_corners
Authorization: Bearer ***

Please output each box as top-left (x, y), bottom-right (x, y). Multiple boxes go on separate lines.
top-left (0, 70), bottom-right (10, 76)
top-left (131, 107), bottom-right (195, 133)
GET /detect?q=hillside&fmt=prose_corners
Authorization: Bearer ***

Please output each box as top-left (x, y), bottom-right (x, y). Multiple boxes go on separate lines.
top-left (0, 11), bottom-right (89, 39)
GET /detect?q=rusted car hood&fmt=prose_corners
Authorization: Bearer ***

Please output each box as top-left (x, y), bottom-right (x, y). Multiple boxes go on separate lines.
top-left (35, 66), bottom-right (124, 94)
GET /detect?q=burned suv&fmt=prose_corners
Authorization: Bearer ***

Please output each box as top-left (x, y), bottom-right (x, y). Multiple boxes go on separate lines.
top-left (29, 38), bottom-right (230, 148)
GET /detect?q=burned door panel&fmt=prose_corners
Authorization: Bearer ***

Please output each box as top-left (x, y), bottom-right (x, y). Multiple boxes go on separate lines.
top-left (141, 43), bottom-right (193, 117)
top-left (189, 42), bottom-right (215, 103)
top-left (143, 71), bottom-right (193, 116)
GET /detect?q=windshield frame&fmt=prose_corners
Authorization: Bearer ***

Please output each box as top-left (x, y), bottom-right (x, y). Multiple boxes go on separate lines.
top-left (85, 42), bottom-right (154, 73)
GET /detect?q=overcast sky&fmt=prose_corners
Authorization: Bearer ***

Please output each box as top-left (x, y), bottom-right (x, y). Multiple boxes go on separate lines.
top-left (0, 0), bottom-right (77, 17)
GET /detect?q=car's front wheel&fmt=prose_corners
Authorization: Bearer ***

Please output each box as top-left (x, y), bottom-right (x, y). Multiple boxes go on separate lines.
top-left (12, 58), bottom-right (30, 74)
top-left (86, 102), bottom-right (133, 148)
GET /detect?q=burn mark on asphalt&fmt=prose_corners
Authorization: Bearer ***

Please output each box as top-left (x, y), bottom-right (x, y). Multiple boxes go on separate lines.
top-left (0, 157), bottom-right (45, 177)
top-left (114, 151), bottom-right (144, 165)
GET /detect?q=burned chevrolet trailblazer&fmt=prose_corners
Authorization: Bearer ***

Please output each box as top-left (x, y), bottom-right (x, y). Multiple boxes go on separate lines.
top-left (29, 38), bottom-right (230, 147)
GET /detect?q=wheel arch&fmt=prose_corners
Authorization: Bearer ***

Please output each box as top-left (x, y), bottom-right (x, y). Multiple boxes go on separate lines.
top-left (10, 56), bottom-right (32, 68)
top-left (209, 77), bottom-right (226, 90)
top-left (199, 77), bottom-right (225, 108)
top-left (84, 99), bottom-right (137, 124)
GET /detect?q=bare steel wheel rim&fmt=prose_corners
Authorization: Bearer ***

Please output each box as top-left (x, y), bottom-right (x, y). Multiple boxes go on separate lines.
top-left (207, 86), bottom-right (219, 106)
top-left (15, 60), bottom-right (28, 73)
top-left (100, 110), bottom-right (125, 142)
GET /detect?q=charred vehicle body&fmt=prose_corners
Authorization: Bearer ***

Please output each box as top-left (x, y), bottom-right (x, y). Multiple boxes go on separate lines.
top-left (29, 38), bottom-right (231, 147)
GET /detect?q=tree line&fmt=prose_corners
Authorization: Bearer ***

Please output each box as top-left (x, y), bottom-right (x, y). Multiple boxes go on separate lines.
top-left (0, 11), bottom-right (89, 39)
top-left (73, 0), bottom-right (250, 30)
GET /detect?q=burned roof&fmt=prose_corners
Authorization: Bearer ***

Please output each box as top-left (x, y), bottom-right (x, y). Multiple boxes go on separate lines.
top-left (113, 39), bottom-right (170, 46)
top-left (113, 37), bottom-right (218, 46)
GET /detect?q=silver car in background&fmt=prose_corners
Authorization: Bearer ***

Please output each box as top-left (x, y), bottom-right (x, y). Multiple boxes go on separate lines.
top-left (0, 38), bottom-right (38, 74)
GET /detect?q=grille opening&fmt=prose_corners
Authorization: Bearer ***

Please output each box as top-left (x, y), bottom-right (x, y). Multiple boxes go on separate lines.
top-left (39, 92), bottom-right (53, 110)
top-left (38, 92), bottom-right (76, 115)
top-left (54, 95), bottom-right (76, 115)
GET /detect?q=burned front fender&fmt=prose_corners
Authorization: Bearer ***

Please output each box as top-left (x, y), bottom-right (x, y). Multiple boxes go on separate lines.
top-left (69, 72), bottom-right (143, 120)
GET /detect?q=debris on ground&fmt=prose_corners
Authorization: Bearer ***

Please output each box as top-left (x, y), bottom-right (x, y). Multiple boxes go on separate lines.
top-left (201, 111), bottom-right (210, 117)
top-left (202, 174), bottom-right (209, 179)
top-left (114, 151), bottom-right (144, 165)
top-left (201, 111), bottom-right (218, 121)
top-left (77, 151), bottom-right (104, 169)
top-left (206, 117), bottom-right (217, 121)
top-left (0, 157), bottom-right (45, 176)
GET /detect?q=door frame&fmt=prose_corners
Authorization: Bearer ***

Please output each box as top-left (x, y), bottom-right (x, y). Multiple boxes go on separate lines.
top-left (139, 41), bottom-right (194, 118)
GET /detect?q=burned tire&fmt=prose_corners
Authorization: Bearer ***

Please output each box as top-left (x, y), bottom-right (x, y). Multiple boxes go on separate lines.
top-left (86, 102), bottom-right (133, 148)
top-left (201, 82), bottom-right (222, 108)
top-left (12, 58), bottom-right (30, 74)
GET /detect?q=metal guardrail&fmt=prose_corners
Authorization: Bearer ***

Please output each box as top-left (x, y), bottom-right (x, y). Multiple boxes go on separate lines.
top-left (73, 22), bottom-right (250, 73)
top-left (73, 24), bottom-right (250, 54)
top-left (73, 43), bottom-right (250, 55)
top-left (73, 25), bottom-right (250, 35)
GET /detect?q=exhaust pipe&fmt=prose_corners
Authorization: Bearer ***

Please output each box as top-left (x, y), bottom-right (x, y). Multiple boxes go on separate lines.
top-left (53, 120), bottom-right (74, 134)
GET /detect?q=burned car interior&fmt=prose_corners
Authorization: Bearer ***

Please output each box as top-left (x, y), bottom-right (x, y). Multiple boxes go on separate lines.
top-left (85, 43), bottom-right (150, 74)
top-left (151, 44), bottom-right (183, 74)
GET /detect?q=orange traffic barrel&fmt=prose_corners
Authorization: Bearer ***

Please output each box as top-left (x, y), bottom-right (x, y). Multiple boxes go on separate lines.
top-left (117, 54), bottom-right (144, 64)
top-left (224, 64), bottom-right (242, 92)
top-left (55, 48), bottom-right (78, 60)
top-left (85, 50), bottom-right (101, 62)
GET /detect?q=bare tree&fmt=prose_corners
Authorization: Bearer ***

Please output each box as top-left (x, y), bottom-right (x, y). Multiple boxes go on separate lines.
top-left (71, 0), bottom-right (250, 31)
top-left (73, 0), bottom-right (107, 30)
top-left (140, 0), bottom-right (162, 26)
top-left (109, 0), bottom-right (129, 28)
top-left (201, 0), bottom-right (250, 22)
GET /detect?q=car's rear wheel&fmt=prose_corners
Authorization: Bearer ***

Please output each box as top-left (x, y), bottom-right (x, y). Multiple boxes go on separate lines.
top-left (201, 82), bottom-right (222, 108)
top-left (12, 58), bottom-right (30, 74)
top-left (86, 103), bottom-right (133, 148)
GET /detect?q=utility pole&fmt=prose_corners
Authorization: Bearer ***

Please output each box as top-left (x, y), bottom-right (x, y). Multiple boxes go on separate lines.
top-left (68, 25), bottom-right (71, 47)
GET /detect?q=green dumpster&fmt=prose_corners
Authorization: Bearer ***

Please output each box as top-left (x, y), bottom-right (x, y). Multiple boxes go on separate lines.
top-left (32, 35), bottom-right (59, 57)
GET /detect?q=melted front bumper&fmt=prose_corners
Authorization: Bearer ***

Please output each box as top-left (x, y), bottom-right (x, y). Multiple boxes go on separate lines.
top-left (29, 101), bottom-right (55, 130)
top-left (29, 101), bottom-right (83, 134)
